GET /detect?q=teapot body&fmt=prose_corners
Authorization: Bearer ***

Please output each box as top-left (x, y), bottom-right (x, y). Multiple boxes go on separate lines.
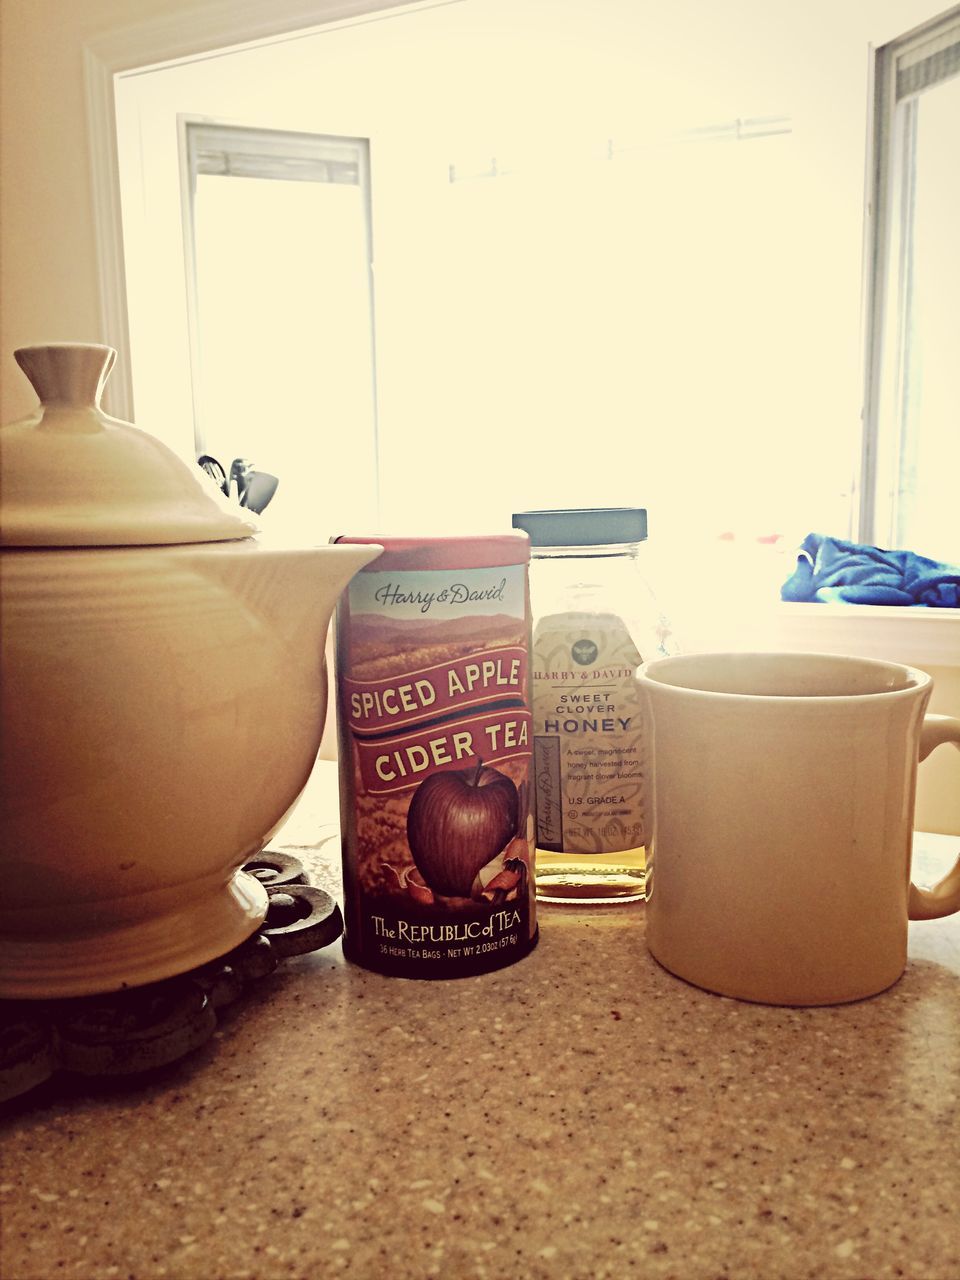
top-left (0, 538), bottom-right (379, 997)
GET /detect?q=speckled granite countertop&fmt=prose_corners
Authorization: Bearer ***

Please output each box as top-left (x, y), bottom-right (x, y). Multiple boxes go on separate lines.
top-left (2, 763), bottom-right (959, 1280)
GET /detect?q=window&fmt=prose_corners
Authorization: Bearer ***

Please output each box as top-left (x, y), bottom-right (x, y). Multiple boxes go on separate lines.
top-left (111, 0), bottom-right (953, 566)
top-left (862, 5), bottom-right (960, 563)
top-left (179, 121), bottom-right (378, 538)
top-left (424, 116), bottom-right (828, 546)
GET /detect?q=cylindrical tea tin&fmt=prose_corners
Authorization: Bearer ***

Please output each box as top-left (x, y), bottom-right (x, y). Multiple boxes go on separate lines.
top-left (334, 534), bottom-right (537, 977)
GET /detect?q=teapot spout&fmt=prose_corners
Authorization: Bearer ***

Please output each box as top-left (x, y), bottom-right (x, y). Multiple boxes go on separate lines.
top-left (185, 541), bottom-right (383, 655)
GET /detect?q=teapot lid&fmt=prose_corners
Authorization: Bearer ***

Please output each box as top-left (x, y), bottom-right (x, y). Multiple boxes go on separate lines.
top-left (1, 344), bottom-right (259, 547)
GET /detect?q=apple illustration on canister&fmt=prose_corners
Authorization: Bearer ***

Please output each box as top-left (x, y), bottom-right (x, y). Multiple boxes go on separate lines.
top-left (406, 760), bottom-right (519, 898)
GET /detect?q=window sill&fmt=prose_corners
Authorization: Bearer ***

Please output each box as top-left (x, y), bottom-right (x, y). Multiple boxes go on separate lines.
top-left (684, 600), bottom-right (960, 669)
top-left (659, 540), bottom-right (959, 670)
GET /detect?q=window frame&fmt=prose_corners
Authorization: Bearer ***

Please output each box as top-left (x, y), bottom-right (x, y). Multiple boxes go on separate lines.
top-left (176, 117), bottom-right (378, 466)
top-left (858, 3), bottom-right (960, 551)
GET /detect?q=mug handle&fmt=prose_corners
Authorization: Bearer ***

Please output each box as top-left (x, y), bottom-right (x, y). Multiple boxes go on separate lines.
top-left (909, 714), bottom-right (960, 921)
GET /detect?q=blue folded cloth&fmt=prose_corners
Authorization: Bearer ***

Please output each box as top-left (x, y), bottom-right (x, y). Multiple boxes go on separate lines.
top-left (781, 533), bottom-right (960, 607)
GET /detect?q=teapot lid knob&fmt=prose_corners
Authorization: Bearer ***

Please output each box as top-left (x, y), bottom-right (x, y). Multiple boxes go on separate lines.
top-left (14, 344), bottom-right (117, 410)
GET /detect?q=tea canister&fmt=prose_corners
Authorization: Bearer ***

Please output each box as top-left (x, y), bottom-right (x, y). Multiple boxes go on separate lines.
top-left (334, 534), bottom-right (537, 977)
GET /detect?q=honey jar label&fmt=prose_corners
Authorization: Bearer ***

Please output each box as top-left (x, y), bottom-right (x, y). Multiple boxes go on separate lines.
top-left (531, 613), bottom-right (647, 854)
top-left (335, 539), bottom-right (537, 978)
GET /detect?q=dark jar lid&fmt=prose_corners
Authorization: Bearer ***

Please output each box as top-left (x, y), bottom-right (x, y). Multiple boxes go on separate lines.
top-left (512, 507), bottom-right (648, 547)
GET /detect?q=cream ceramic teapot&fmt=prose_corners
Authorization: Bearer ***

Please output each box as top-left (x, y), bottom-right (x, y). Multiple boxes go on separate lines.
top-left (0, 343), bottom-right (381, 998)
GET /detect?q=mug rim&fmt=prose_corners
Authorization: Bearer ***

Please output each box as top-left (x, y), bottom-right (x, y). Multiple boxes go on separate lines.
top-left (636, 650), bottom-right (931, 702)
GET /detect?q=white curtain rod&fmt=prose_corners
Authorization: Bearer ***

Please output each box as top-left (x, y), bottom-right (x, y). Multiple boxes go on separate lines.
top-left (448, 115), bottom-right (792, 183)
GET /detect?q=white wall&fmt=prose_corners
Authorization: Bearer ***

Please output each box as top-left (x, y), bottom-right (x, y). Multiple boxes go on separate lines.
top-left (0, 0), bottom-right (189, 420)
top-left (0, 0), bottom-right (939, 421)
top-left (0, 0), bottom-right (414, 421)
top-left (102, 0), bottom-right (952, 545)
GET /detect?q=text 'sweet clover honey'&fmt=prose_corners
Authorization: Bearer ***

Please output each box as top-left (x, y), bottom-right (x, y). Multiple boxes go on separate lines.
top-left (335, 534), bottom-right (537, 976)
top-left (511, 508), bottom-right (676, 903)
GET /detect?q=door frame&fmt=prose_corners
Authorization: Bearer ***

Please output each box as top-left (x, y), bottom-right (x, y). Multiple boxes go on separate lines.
top-left (82, 0), bottom-right (454, 418)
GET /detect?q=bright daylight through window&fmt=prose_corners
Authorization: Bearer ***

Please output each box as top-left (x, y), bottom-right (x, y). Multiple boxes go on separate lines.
top-left (115, 0), bottom-right (957, 565)
top-left (181, 122), bottom-right (378, 528)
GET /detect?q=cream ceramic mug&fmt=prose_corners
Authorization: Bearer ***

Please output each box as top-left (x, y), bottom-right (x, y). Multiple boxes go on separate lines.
top-left (636, 652), bottom-right (960, 1006)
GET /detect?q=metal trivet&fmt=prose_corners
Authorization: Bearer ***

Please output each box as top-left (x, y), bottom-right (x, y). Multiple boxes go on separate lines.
top-left (0, 853), bottom-right (342, 1104)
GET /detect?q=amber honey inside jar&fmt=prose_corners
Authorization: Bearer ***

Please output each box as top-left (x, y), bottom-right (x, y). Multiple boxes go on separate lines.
top-left (511, 508), bottom-right (676, 904)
